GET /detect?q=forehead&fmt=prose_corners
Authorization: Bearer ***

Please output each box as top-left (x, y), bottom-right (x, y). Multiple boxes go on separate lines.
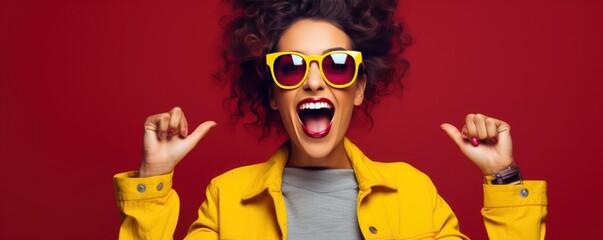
top-left (277, 19), bottom-right (352, 54)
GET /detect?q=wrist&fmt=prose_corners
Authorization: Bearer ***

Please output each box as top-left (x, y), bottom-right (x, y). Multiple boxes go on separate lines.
top-left (483, 165), bottom-right (522, 185)
top-left (138, 163), bottom-right (173, 178)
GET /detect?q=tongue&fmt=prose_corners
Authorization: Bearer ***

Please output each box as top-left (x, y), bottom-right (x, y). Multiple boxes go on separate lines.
top-left (303, 114), bottom-right (330, 133)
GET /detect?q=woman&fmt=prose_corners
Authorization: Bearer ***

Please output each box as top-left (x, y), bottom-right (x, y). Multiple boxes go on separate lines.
top-left (114, 0), bottom-right (547, 239)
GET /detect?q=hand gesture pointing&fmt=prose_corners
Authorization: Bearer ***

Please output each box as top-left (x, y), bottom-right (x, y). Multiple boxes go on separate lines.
top-left (139, 107), bottom-right (217, 177)
top-left (441, 114), bottom-right (515, 176)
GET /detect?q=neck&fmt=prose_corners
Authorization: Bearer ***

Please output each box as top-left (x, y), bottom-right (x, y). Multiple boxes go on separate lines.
top-left (286, 139), bottom-right (352, 169)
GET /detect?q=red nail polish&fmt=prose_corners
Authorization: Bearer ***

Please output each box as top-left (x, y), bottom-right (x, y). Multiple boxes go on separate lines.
top-left (471, 137), bottom-right (479, 146)
top-left (462, 129), bottom-right (467, 137)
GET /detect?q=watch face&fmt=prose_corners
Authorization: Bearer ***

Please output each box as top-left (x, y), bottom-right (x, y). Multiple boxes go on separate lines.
top-left (492, 166), bottom-right (522, 185)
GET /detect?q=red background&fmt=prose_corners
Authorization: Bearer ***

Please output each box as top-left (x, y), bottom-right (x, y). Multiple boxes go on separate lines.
top-left (1, 1), bottom-right (602, 239)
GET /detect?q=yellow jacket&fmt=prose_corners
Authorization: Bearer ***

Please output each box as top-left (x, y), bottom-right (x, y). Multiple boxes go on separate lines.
top-left (114, 139), bottom-right (547, 239)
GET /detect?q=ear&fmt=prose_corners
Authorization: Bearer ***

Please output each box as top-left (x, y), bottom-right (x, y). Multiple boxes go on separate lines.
top-left (269, 88), bottom-right (279, 110)
top-left (353, 75), bottom-right (367, 106)
top-left (244, 34), bottom-right (263, 57)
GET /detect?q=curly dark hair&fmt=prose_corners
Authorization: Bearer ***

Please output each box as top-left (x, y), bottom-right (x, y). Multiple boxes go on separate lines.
top-left (215, 0), bottom-right (412, 139)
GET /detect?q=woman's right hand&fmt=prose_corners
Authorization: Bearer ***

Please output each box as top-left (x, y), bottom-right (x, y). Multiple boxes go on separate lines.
top-left (138, 107), bottom-right (217, 178)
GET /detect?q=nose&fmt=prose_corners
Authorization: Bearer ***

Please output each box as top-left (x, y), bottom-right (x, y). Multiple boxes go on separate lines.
top-left (302, 61), bottom-right (326, 91)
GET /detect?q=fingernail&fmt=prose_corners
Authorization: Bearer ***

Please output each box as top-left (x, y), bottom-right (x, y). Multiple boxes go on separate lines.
top-left (462, 129), bottom-right (467, 137)
top-left (471, 137), bottom-right (479, 146)
top-left (183, 127), bottom-right (188, 137)
top-left (168, 129), bottom-right (176, 137)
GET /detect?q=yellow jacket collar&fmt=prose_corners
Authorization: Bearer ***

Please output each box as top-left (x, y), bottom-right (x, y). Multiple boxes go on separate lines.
top-left (241, 138), bottom-right (397, 200)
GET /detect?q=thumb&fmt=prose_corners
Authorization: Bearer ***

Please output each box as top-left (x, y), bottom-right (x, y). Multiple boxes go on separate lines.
top-left (440, 123), bottom-right (465, 149)
top-left (180, 120), bottom-right (217, 152)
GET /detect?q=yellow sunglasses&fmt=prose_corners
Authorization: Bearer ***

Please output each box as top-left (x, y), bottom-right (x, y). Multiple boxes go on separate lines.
top-left (266, 50), bottom-right (363, 89)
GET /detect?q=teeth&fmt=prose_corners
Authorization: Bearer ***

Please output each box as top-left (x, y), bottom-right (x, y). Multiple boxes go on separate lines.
top-left (299, 102), bottom-right (333, 110)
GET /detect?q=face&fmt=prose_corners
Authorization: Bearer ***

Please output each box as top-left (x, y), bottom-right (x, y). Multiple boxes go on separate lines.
top-left (269, 19), bottom-right (366, 165)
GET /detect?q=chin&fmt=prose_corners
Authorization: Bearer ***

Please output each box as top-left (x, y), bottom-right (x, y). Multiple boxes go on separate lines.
top-left (299, 138), bottom-right (336, 158)
top-left (289, 123), bottom-right (347, 161)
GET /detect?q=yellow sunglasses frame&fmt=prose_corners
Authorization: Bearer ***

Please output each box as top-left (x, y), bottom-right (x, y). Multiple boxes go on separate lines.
top-left (266, 50), bottom-right (363, 90)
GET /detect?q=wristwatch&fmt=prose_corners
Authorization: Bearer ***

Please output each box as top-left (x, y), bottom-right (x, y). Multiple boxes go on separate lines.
top-left (484, 165), bottom-right (522, 185)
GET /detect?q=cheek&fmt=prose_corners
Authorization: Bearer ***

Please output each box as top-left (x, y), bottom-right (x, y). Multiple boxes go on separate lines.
top-left (337, 90), bottom-right (360, 109)
top-left (273, 90), bottom-right (298, 114)
top-left (331, 93), bottom-right (356, 128)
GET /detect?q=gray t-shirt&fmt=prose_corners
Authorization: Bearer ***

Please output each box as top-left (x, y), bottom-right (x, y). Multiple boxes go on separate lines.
top-left (282, 167), bottom-right (363, 240)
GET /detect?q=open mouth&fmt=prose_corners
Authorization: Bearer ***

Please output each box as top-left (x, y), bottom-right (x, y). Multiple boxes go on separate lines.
top-left (297, 98), bottom-right (335, 138)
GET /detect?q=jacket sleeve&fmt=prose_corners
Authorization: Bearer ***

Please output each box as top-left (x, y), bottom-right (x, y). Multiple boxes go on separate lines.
top-left (482, 180), bottom-right (547, 240)
top-left (114, 171), bottom-right (180, 240)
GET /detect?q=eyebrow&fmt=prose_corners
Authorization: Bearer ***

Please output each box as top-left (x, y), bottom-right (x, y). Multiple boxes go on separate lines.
top-left (287, 47), bottom-right (348, 55)
top-left (322, 47), bottom-right (347, 54)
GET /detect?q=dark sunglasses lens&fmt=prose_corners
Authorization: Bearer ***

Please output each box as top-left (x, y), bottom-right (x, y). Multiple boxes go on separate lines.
top-left (322, 53), bottom-right (355, 86)
top-left (274, 54), bottom-right (306, 87)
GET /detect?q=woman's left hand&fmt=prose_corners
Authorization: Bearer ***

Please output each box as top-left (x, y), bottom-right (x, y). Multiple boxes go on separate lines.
top-left (441, 113), bottom-right (515, 176)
